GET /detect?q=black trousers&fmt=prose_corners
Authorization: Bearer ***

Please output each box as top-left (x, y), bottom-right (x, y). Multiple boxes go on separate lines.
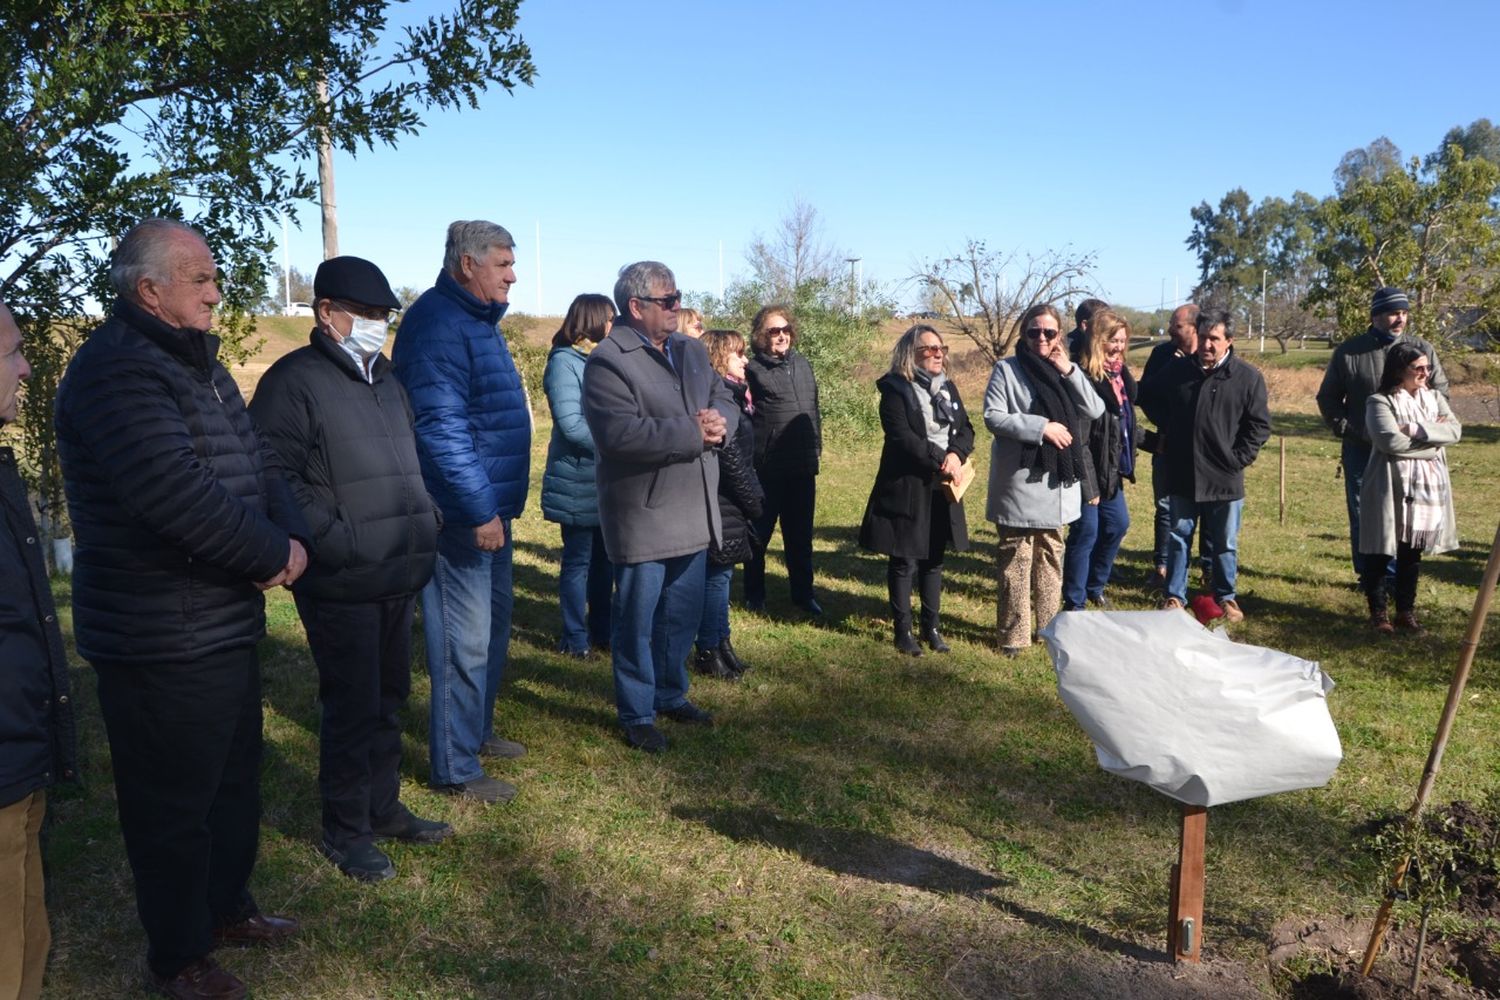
top-left (1361, 542), bottom-right (1422, 611)
top-left (744, 473), bottom-right (817, 605)
top-left (888, 496), bottom-right (950, 633)
top-left (294, 591), bottom-right (416, 851)
top-left (94, 648), bottom-right (262, 979)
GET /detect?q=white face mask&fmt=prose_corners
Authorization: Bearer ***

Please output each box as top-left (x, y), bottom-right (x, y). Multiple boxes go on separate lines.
top-left (341, 310), bottom-right (389, 358)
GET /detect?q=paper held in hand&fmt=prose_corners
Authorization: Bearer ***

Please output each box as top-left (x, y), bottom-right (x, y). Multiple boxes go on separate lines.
top-left (941, 456), bottom-right (976, 504)
top-left (1039, 609), bottom-right (1342, 807)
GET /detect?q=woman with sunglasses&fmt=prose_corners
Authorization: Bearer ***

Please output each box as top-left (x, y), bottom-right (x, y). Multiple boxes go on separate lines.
top-left (743, 304), bottom-right (824, 616)
top-left (1359, 343), bottom-right (1461, 634)
top-left (541, 293), bottom-right (617, 657)
top-left (983, 303), bottom-right (1105, 656)
top-left (859, 325), bottom-right (974, 655)
top-left (1061, 309), bottom-right (1137, 610)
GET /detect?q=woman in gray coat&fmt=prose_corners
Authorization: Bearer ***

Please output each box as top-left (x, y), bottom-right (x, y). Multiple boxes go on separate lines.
top-left (983, 303), bottom-right (1105, 655)
top-left (541, 294), bottom-right (616, 656)
top-left (1358, 343), bottom-right (1461, 634)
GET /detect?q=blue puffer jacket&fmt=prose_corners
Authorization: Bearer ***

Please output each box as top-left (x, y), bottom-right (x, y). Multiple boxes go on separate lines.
top-left (393, 270), bottom-right (532, 527)
top-left (541, 344), bottom-right (600, 526)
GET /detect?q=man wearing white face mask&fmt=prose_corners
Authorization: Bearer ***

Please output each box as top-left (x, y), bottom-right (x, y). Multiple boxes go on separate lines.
top-left (249, 255), bottom-right (449, 883)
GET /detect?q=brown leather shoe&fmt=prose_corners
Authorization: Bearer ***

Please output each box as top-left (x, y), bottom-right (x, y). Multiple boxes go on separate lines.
top-left (212, 912), bottom-right (300, 947)
top-left (1394, 609), bottom-right (1426, 635)
top-left (150, 957), bottom-right (246, 1000)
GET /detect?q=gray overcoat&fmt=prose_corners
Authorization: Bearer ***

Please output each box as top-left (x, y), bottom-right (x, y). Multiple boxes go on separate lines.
top-left (983, 356), bottom-right (1105, 529)
top-left (582, 325), bottom-right (737, 565)
top-left (1358, 391), bottom-right (1461, 557)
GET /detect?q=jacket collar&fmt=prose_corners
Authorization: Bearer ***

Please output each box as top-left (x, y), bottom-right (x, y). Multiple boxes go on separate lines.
top-left (434, 269), bottom-right (508, 326)
top-left (310, 328), bottom-right (389, 382)
top-left (112, 298), bottom-right (220, 374)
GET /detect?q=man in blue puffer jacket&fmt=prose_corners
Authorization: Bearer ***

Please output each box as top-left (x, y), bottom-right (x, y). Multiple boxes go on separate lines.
top-left (393, 220), bottom-right (532, 804)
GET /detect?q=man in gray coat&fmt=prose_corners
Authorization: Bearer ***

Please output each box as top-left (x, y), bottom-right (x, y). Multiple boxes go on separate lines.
top-left (582, 261), bottom-right (735, 752)
top-left (1315, 286), bottom-right (1448, 582)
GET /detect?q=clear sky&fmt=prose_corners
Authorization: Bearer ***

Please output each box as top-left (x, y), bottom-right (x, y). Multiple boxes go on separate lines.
top-left (276, 0), bottom-right (1499, 316)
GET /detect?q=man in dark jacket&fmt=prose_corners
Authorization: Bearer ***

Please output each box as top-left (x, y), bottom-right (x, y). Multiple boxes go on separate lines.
top-left (0, 299), bottom-right (76, 1000)
top-left (1141, 303), bottom-right (1200, 588)
top-left (55, 219), bottom-right (309, 1000)
top-left (249, 257), bottom-right (449, 884)
top-left (1065, 297), bottom-right (1108, 361)
top-left (1140, 309), bottom-right (1271, 622)
top-left (393, 221), bottom-right (532, 804)
top-left (1315, 286), bottom-right (1449, 581)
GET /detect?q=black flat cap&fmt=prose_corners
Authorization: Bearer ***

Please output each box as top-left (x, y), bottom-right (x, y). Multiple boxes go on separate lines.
top-left (314, 256), bottom-right (401, 310)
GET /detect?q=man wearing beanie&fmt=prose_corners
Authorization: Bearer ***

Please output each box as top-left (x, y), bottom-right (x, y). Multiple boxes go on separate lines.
top-left (1316, 286), bottom-right (1448, 581)
top-left (250, 256), bottom-right (451, 883)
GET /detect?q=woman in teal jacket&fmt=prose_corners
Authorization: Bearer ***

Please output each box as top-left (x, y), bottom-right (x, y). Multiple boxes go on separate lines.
top-left (542, 294), bottom-right (616, 655)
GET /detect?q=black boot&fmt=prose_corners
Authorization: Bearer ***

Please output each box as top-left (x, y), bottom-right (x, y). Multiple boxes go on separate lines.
top-left (693, 646), bottom-right (739, 680)
top-left (894, 624), bottom-right (923, 657)
top-left (718, 638), bottom-right (751, 675)
top-left (921, 627), bottom-right (950, 653)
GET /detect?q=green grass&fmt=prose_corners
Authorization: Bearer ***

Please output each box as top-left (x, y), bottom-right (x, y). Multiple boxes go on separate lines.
top-left (38, 358), bottom-right (1500, 998)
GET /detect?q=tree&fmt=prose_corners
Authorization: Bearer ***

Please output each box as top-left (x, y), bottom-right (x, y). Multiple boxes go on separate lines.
top-left (1334, 137), bottom-right (1404, 193)
top-left (1426, 118), bottom-right (1500, 171)
top-left (266, 266), bottom-right (315, 312)
top-left (1, 0), bottom-right (535, 535)
top-left (745, 199), bottom-right (845, 304)
top-left (1187, 189), bottom-right (1329, 352)
top-left (1308, 149), bottom-right (1500, 339)
top-left (915, 240), bottom-right (1096, 363)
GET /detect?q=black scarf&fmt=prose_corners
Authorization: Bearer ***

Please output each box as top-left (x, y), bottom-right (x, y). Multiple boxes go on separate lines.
top-left (913, 370), bottom-right (954, 427)
top-left (1015, 347), bottom-right (1086, 486)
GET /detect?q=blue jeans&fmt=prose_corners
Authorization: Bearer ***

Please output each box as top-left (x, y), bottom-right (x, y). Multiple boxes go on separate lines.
top-left (1165, 497), bottom-right (1243, 605)
top-left (421, 522), bottom-right (513, 786)
top-left (558, 524), bottom-right (612, 654)
top-left (697, 562), bottom-right (734, 648)
top-left (1151, 453), bottom-right (1172, 569)
top-left (1062, 490), bottom-right (1130, 607)
top-left (611, 550), bottom-right (705, 727)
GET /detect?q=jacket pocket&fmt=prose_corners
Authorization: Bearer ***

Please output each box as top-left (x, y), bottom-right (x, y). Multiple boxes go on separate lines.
top-left (643, 468), bottom-right (666, 510)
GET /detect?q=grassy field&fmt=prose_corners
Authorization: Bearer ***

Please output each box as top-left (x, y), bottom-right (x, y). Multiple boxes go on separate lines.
top-left (36, 338), bottom-right (1500, 998)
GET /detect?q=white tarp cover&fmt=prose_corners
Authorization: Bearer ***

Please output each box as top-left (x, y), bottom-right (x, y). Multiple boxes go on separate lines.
top-left (1039, 610), bottom-right (1342, 807)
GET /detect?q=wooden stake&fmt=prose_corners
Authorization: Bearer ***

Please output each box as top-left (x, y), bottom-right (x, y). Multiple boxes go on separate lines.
top-left (1168, 804), bottom-right (1207, 962)
top-left (1360, 521), bottom-right (1500, 976)
top-left (1279, 436), bottom-right (1286, 524)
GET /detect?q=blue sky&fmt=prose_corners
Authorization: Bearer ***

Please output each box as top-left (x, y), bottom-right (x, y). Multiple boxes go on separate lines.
top-left (277, 0), bottom-right (1498, 315)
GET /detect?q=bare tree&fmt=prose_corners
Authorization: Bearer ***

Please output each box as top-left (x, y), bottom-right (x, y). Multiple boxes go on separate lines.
top-left (746, 198), bottom-right (844, 301)
top-left (915, 241), bottom-right (1097, 363)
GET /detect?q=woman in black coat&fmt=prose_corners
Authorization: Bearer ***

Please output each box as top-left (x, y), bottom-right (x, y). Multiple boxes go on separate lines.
top-left (743, 304), bottom-right (823, 615)
top-left (858, 325), bottom-right (974, 655)
top-left (695, 330), bottom-right (765, 679)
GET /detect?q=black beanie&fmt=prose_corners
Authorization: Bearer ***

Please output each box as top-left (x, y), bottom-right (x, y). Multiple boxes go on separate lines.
top-left (1370, 287), bottom-right (1410, 316)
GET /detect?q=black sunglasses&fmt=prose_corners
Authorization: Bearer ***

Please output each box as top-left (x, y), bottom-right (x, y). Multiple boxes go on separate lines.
top-left (1023, 327), bottom-right (1060, 340)
top-left (634, 292), bottom-right (682, 310)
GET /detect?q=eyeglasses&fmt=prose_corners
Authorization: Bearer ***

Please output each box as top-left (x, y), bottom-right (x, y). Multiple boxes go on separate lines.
top-left (1410, 364), bottom-right (1431, 375)
top-left (634, 292), bottom-right (682, 310)
top-left (765, 325), bottom-right (794, 337)
top-left (1024, 327), bottom-right (1060, 340)
top-left (917, 344), bottom-right (949, 356)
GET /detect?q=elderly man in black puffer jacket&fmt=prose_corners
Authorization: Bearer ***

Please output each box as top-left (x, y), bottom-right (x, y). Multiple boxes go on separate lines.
top-left (55, 219), bottom-right (309, 1000)
top-left (250, 256), bottom-right (448, 885)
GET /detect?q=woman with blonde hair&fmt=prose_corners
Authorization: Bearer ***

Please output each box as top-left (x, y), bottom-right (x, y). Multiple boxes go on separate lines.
top-left (694, 330), bottom-right (764, 677)
top-left (677, 307), bottom-right (705, 339)
top-left (982, 303), bottom-right (1104, 655)
top-left (541, 293), bottom-right (617, 656)
top-left (858, 325), bottom-right (974, 654)
top-left (1061, 308), bottom-right (1137, 609)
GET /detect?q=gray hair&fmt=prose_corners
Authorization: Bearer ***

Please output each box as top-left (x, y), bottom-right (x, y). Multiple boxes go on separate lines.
top-left (442, 220), bottom-right (515, 276)
top-left (613, 261), bottom-right (676, 315)
top-left (109, 218), bottom-right (201, 302)
top-left (889, 324), bottom-right (941, 381)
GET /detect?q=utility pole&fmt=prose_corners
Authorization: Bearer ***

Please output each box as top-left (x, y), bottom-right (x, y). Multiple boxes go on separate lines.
top-left (844, 257), bottom-right (862, 316)
top-left (316, 75), bottom-right (338, 259)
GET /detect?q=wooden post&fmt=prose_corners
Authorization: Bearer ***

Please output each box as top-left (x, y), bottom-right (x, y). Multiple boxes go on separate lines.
top-left (1278, 436), bottom-right (1286, 524)
top-left (1360, 521), bottom-right (1500, 975)
top-left (1168, 804), bottom-right (1207, 962)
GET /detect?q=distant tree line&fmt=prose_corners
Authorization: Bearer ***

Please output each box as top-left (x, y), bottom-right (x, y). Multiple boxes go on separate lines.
top-left (1186, 119), bottom-right (1500, 352)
